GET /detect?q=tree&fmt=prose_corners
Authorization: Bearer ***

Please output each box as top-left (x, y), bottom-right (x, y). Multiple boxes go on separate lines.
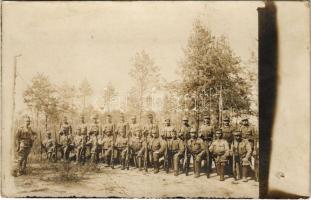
top-left (179, 19), bottom-right (253, 127)
top-left (129, 50), bottom-right (160, 120)
top-left (57, 82), bottom-right (77, 118)
top-left (78, 78), bottom-right (93, 111)
top-left (23, 73), bottom-right (58, 131)
top-left (101, 82), bottom-right (117, 112)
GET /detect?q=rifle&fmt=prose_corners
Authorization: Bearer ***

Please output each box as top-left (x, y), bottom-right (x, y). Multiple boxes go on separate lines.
top-left (232, 141), bottom-right (237, 180)
top-left (183, 139), bottom-right (189, 176)
top-left (144, 136), bottom-right (148, 172)
top-left (110, 131), bottom-right (115, 169)
top-left (206, 140), bottom-right (210, 178)
top-left (164, 138), bottom-right (169, 173)
top-left (126, 131), bottom-right (130, 170)
top-left (54, 131), bottom-right (58, 162)
top-left (40, 131), bottom-right (42, 162)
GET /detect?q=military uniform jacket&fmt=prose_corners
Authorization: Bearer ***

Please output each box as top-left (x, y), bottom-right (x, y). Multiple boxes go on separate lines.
top-left (60, 134), bottom-right (73, 147)
top-left (130, 137), bottom-right (144, 152)
top-left (102, 135), bottom-right (113, 150)
top-left (179, 124), bottom-right (191, 140)
top-left (143, 123), bottom-right (159, 138)
top-left (103, 123), bottom-right (115, 136)
top-left (222, 125), bottom-right (234, 144)
top-left (187, 138), bottom-right (205, 155)
top-left (78, 122), bottom-right (88, 136)
top-left (209, 139), bottom-right (229, 157)
top-left (87, 134), bottom-right (99, 153)
top-left (116, 136), bottom-right (128, 150)
top-left (74, 135), bottom-right (84, 148)
top-left (129, 123), bottom-right (142, 137)
top-left (170, 138), bottom-right (185, 154)
top-left (198, 124), bottom-right (214, 141)
top-left (59, 123), bottom-right (72, 135)
top-left (150, 137), bottom-right (166, 154)
top-left (161, 125), bottom-right (176, 139)
top-left (88, 123), bottom-right (101, 136)
top-left (231, 139), bottom-right (252, 159)
top-left (16, 126), bottom-right (37, 149)
top-left (43, 138), bottom-right (55, 153)
top-left (115, 122), bottom-right (129, 136)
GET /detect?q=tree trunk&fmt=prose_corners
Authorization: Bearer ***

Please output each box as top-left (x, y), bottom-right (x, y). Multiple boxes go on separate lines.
top-left (45, 114), bottom-right (48, 132)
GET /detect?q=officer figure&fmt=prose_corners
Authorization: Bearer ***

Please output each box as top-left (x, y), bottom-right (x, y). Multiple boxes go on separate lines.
top-left (188, 128), bottom-right (206, 178)
top-left (150, 129), bottom-right (166, 174)
top-left (172, 131), bottom-right (185, 176)
top-left (230, 130), bottom-right (252, 182)
top-left (161, 118), bottom-right (176, 173)
top-left (15, 116), bottom-right (37, 176)
top-left (209, 129), bottom-right (229, 181)
top-left (198, 115), bottom-right (214, 177)
top-left (43, 131), bottom-right (56, 162)
top-left (179, 117), bottom-right (191, 141)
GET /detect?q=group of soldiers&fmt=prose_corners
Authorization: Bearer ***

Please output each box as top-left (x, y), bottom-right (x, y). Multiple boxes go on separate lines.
top-left (15, 113), bottom-right (259, 183)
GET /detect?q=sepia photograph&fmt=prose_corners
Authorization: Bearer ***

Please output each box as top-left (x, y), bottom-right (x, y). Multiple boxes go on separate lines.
top-left (1, 0), bottom-right (279, 198)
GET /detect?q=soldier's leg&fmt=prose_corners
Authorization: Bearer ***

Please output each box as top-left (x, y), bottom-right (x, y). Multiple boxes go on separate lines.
top-left (120, 149), bottom-right (126, 170)
top-left (185, 154), bottom-right (190, 176)
top-left (173, 153), bottom-right (180, 176)
top-left (104, 149), bottom-right (111, 166)
top-left (219, 161), bottom-right (226, 181)
top-left (242, 165), bottom-right (249, 182)
top-left (152, 152), bottom-right (159, 174)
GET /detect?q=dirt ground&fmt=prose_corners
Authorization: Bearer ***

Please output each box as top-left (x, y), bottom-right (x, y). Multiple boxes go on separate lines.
top-left (12, 162), bottom-right (259, 198)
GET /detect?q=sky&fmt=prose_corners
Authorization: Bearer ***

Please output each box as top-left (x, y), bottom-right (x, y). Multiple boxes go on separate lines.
top-left (2, 1), bottom-right (262, 112)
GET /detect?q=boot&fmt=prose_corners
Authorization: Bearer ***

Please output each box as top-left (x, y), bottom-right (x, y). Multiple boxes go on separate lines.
top-left (154, 161), bottom-right (159, 174)
top-left (242, 166), bottom-right (248, 182)
top-left (219, 164), bottom-right (225, 181)
top-left (121, 160), bottom-right (125, 170)
top-left (194, 161), bottom-right (200, 178)
top-left (138, 157), bottom-right (142, 171)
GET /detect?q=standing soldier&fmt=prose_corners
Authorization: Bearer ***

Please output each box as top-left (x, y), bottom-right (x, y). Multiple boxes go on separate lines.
top-left (172, 131), bottom-right (185, 176)
top-left (130, 129), bottom-right (144, 170)
top-left (87, 127), bottom-right (100, 164)
top-left (188, 128), bottom-right (206, 178)
top-left (239, 117), bottom-right (256, 147)
top-left (59, 116), bottom-right (73, 161)
top-left (150, 129), bottom-right (166, 174)
top-left (102, 114), bottom-right (116, 167)
top-left (115, 128), bottom-right (129, 170)
top-left (74, 128), bottom-right (85, 164)
top-left (179, 117), bottom-right (191, 176)
top-left (59, 116), bottom-right (72, 136)
top-left (88, 114), bottom-right (101, 161)
top-left (230, 130), bottom-right (252, 182)
top-left (209, 129), bottom-right (230, 181)
top-left (161, 118), bottom-right (176, 173)
top-left (198, 115), bottom-right (214, 178)
top-left (222, 116), bottom-right (235, 177)
top-left (115, 114), bottom-right (128, 137)
top-left (43, 131), bottom-right (56, 162)
top-left (78, 115), bottom-right (88, 137)
top-left (143, 113), bottom-right (158, 168)
top-left (15, 116), bottom-right (37, 176)
top-left (129, 116), bottom-right (141, 137)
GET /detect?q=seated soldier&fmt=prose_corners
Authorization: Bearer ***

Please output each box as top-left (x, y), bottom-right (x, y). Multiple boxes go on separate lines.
top-left (43, 131), bottom-right (56, 162)
top-left (115, 130), bottom-right (129, 170)
top-left (150, 129), bottom-right (166, 174)
top-left (172, 131), bottom-right (185, 176)
top-left (130, 130), bottom-right (144, 170)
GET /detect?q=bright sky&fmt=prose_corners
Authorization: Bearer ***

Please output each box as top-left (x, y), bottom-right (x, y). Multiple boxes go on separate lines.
top-left (3, 1), bottom-right (262, 112)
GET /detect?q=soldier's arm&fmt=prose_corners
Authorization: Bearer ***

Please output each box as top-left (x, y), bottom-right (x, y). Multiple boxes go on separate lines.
top-left (208, 142), bottom-right (214, 153)
top-left (245, 140), bottom-right (252, 160)
top-left (158, 140), bottom-right (167, 154)
top-left (177, 140), bottom-right (185, 155)
top-left (224, 141), bottom-right (230, 157)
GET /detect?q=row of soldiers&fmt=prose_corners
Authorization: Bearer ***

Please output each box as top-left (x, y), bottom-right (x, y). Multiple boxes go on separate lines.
top-left (16, 113), bottom-right (259, 183)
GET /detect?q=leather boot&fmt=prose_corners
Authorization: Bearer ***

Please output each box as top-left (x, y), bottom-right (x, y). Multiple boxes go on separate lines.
top-left (194, 161), bottom-right (200, 178)
top-left (242, 166), bottom-right (248, 182)
top-left (154, 161), bottom-right (159, 174)
top-left (219, 164), bottom-right (225, 181)
top-left (138, 157), bottom-right (142, 171)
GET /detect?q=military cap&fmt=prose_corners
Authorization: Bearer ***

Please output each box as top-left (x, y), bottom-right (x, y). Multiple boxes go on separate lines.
top-left (223, 116), bottom-right (230, 122)
top-left (215, 129), bottom-right (223, 134)
top-left (182, 117), bottom-right (188, 121)
top-left (233, 130), bottom-right (242, 136)
top-left (204, 115), bottom-right (211, 119)
top-left (190, 127), bottom-right (197, 133)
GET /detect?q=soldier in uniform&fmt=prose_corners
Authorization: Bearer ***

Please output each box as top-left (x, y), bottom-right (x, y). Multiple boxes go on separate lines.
top-left (78, 115), bottom-right (88, 137)
top-left (74, 128), bottom-right (86, 164)
top-left (102, 114), bottom-right (116, 167)
top-left (253, 136), bottom-right (259, 182)
top-left (59, 116), bottom-right (73, 161)
top-left (161, 118), bottom-right (176, 173)
top-left (209, 129), bottom-right (230, 181)
top-left (179, 117), bottom-right (191, 175)
top-left (115, 114), bottom-right (128, 137)
top-left (88, 114), bottom-right (101, 161)
top-left (230, 130), bottom-right (252, 182)
top-left (172, 131), bottom-right (185, 176)
top-left (43, 131), bottom-right (56, 162)
top-left (222, 116), bottom-right (235, 176)
top-left (198, 115), bottom-right (214, 178)
top-left (129, 116), bottom-right (141, 137)
top-left (150, 129), bottom-right (166, 174)
top-left (15, 116), bottom-right (37, 176)
top-left (115, 128), bottom-right (129, 170)
top-left (87, 128), bottom-right (100, 164)
top-left (188, 128), bottom-right (206, 178)
top-left (239, 117), bottom-right (256, 146)
top-left (130, 128), bottom-right (144, 170)
top-left (143, 114), bottom-right (159, 167)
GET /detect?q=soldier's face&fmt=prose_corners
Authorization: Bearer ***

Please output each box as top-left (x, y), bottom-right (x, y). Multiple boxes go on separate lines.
top-left (131, 118), bottom-right (136, 124)
top-left (165, 120), bottom-right (170, 126)
top-left (148, 117), bottom-right (153, 123)
top-left (235, 135), bottom-right (242, 141)
top-left (107, 117), bottom-right (112, 123)
top-left (204, 119), bottom-right (210, 124)
top-left (190, 132), bottom-right (196, 139)
top-left (152, 133), bottom-right (158, 138)
top-left (63, 118), bottom-right (68, 123)
top-left (172, 132), bottom-right (177, 138)
top-left (120, 117), bottom-right (124, 122)
top-left (25, 120), bottom-right (30, 126)
top-left (216, 133), bottom-right (221, 139)
top-left (243, 120), bottom-right (248, 126)
top-left (224, 121), bottom-right (229, 126)
top-left (182, 120), bottom-right (188, 125)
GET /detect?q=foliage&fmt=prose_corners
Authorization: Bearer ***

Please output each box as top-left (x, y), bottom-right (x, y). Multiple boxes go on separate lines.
top-left (101, 82), bottom-right (118, 112)
top-left (78, 78), bottom-right (93, 111)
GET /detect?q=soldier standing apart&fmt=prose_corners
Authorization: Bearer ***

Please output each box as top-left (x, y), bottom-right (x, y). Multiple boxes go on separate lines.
top-left (172, 131), bottom-right (185, 176)
top-left (179, 117), bottom-right (191, 176)
top-left (15, 116), bottom-right (37, 176)
top-left (188, 128), bottom-right (206, 178)
top-left (230, 130), bottom-right (252, 182)
top-left (150, 129), bottom-right (166, 174)
top-left (209, 129), bottom-right (229, 181)
top-left (161, 118), bottom-right (176, 173)
top-left (43, 131), bottom-right (56, 162)
top-left (222, 116), bottom-right (235, 176)
top-left (198, 115), bottom-right (214, 178)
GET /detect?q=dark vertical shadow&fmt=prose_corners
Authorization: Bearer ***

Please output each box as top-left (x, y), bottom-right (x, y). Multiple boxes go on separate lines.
top-left (257, 2), bottom-right (278, 198)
